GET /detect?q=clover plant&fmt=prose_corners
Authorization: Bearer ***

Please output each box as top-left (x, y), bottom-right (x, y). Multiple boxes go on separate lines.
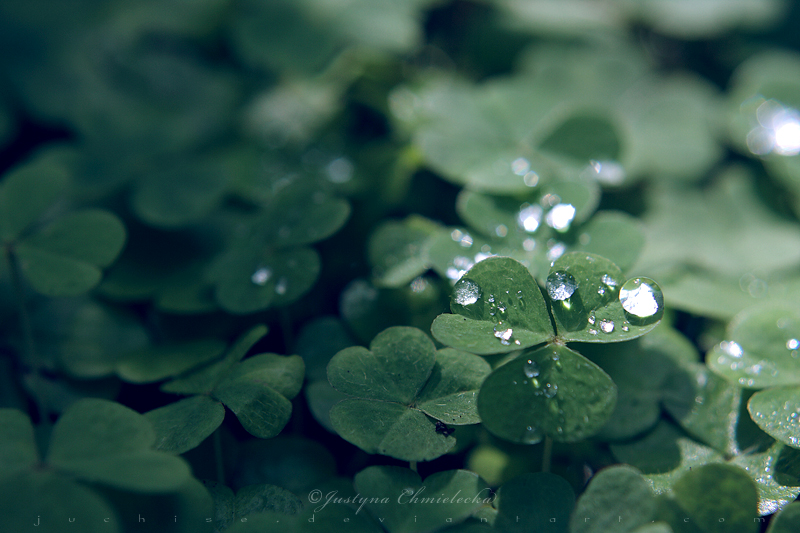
top-left (4, 1), bottom-right (800, 533)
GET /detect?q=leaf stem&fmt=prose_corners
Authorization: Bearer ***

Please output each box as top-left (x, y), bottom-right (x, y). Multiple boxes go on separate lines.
top-left (6, 248), bottom-right (36, 367)
top-left (214, 427), bottom-right (225, 484)
top-left (541, 436), bottom-right (553, 473)
top-left (6, 247), bottom-right (48, 423)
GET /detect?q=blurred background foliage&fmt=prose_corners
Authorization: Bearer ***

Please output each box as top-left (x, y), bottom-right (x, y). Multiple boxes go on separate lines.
top-left (3, 0), bottom-right (800, 531)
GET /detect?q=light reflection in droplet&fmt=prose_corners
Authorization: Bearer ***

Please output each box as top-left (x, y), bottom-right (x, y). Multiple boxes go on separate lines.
top-left (746, 99), bottom-right (800, 156)
top-left (454, 278), bottom-right (481, 305)
top-left (522, 238), bottom-right (536, 252)
top-left (251, 267), bottom-right (272, 286)
top-left (326, 157), bottom-right (354, 183)
top-left (545, 204), bottom-right (576, 231)
top-left (720, 340), bottom-right (744, 359)
top-left (517, 204), bottom-right (543, 233)
top-left (410, 276), bottom-right (428, 293)
top-left (546, 241), bottom-right (566, 262)
top-left (511, 157), bottom-right (530, 175)
top-left (582, 159), bottom-right (626, 185)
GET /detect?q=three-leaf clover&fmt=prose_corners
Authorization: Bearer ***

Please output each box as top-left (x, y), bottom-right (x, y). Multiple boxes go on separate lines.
top-left (0, 399), bottom-right (193, 532)
top-left (146, 325), bottom-right (304, 452)
top-left (0, 153), bottom-right (126, 296)
top-left (431, 254), bottom-right (663, 443)
top-left (327, 326), bottom-right (490, 461)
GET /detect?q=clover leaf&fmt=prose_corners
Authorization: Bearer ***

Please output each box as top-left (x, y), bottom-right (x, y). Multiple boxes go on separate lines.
top-left (705, 303), bottom-right (800, 450)
top-left (569, 465), bottom-right (659, 533)
top-left (151, 325), bottom-right (304, 448)
top-left (0, 155), bottom-right (126, 296)
top-left (0, 399), bottom-right (195, 531)
top-left (327, 326), bottom-right (490, 461)
top-left (205, 176), bottom-right (349, 314)
top-left (203, 480), bottom-right (302, 531)
top-left (430, 256), bottom-right (554, 354)
top-left (478, 345), bottom-right (617, 444)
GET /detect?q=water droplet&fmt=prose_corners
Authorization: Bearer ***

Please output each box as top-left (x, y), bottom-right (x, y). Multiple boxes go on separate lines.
top-left (524, 359), bottom-right (540, 378)
top-left (531, 378), bottom-right (540, 388)
top-left (543, 382), bottom-right (558, 398)
top-left (546, 271), bottom-right (578, 301)
top-left (450, 229), bottom-right (473, 248)
top-left (454, 278), bottom-right (481, 306)
top-left (601, 274), bottom-right (618, 289)
top-left (587, 314), bottom-right (596, 325)
top-left (545, 204), bottom-right (576, 232)
top-left (621, 324), bottom-right (629, 332)
top-left (597, 287), bottom-right (605, 295)
top-left (493, 324), bottom-right (514, 345)
top-left (274, 277), bottom-right (288, 295)
top-left (599, 319), bottom-right (615, 333)
top-left (523, 171), bottom-right (539, 187)
top-left (588, 328), bottom-right (598, 335)
top-left (720, 341), bottom-right (744, 358)
top-left (788, 338), bottom-right (799, 350)
top-left (522, 425), bottom-right (542, 443)
top-left (517, 204), bottom-right (543, 233)
top-left (251, 267), bottom-right (272, 286)
top-left (495, 224), bottom-right (508, 237)
top-left (618, 278), bottom-right (664, 325)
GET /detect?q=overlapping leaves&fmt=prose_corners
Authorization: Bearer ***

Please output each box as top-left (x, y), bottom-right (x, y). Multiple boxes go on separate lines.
top-left (327, 326), bottom-right (490, 461)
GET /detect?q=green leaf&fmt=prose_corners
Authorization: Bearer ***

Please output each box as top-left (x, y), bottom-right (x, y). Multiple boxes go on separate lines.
top-left (368, 216), bottom-right (437, 287)
top-left (0, 471), bottom-right (119, 533)
top-left (0, 152), bottom-right (69, 242)
top-left (16, 210), bottom-right (127, 296)
top-left (620, 75), bottom-right (722, 182)
top-left (296, 316), bottom-right (356, 382)
top-left (611, 422), bottom-right (725, 494)
top-left (670, 463), bottom-right (759, 533)
top-left (730, 442), bottom-right (800, 516)
top-left (211, 246), bottom-right (321, 314)
top-left (748, 386), bottom-right (800, 448)
top-left (0, 409), bottom-right (39, 478)
top-left (46, 399), bottom-right (192, 492)
top-left (330, 399), bottom-right (455, 461)
top-left (47, 398), bottom-right (157, 460)
top-left (478, 345), bottom-right (617, 443)
top-left (33, 298), bottom-right (149, 379)
top-left (216, 353), bottom-right (305, 400)
top-left (547, 252), bottom-right (663, 342)
top-left (327, 328), bottom-right (488, 460)
top-left (131, 155), bottom-right (230, 228)
top-left (569, 465), bottom-right (658, 533)
top-left (708, 303), bottom-right (800, 388)
top-left (768, 502), bottom-right (800, 533)
top-left (539, 113), bottom-right (620, 162)
top-left (493, 472), bottom-right (575, 533)
top-left (213, 378), bottom-right (294, 439)
top-left (305, 380), bottom-right (350, 433)
top-left (145, 396), bottom-right (226, 454)
top-left (431, 257), bottom-right (554, 354)
top-left (161, 324), bottom-right (268, 395)
top-left (116, 339), bottom-right (226, 384)
top-left (353, 466), bottom-right (491, 533)
top-left (328, 326), bottom-right (436, 403)
top-left (416, 348), bottom-right (492, 425)
top-left (584, 326), bottom-right (698, 441)
top-left (574, 212), bottom-right (645, 273)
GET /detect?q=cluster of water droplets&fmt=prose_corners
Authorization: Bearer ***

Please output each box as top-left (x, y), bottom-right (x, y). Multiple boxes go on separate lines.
top-left (445, 230), bottom-right (496, 281)
top-left (488, 291), bottom-right (521, 346)
top-left (250, 266), bottom-right (291, 296)
top-left (517, 351), bottom-right (566, 439)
